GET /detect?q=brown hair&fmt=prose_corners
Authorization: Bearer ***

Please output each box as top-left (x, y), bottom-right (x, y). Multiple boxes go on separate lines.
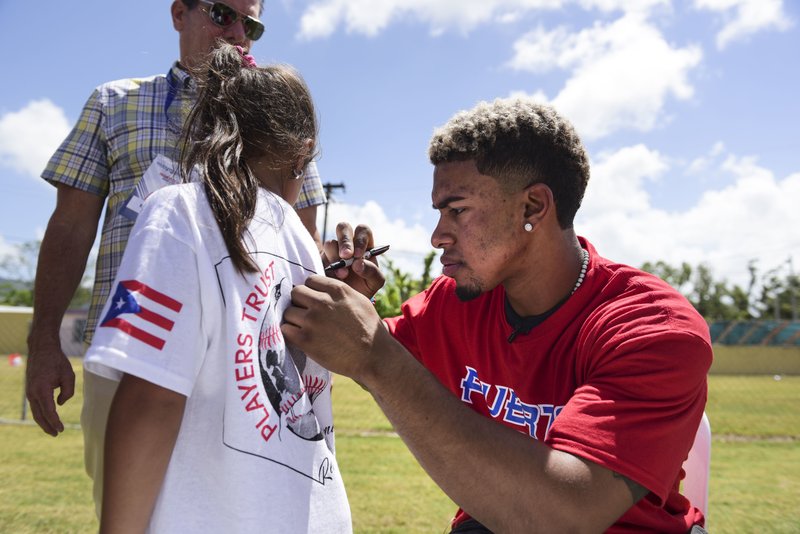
top-left (428, 98), bottom-right (590, 229)
top-left (180, 43), bottom-right (317, 274)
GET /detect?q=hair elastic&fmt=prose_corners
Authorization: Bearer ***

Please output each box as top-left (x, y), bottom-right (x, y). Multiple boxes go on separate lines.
top-left (234, 45), bottom-right (257, 69)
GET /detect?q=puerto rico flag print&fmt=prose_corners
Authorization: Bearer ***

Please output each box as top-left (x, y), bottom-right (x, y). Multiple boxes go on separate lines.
top-left (100, 280), bottom-right (183, 350)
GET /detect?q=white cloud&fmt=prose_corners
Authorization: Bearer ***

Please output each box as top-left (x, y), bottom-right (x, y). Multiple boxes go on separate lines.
top-left (0, 100), bottom-right (70, 179)
top-left (509, 89), bottom-right (549, 103)
top-left (297, 3), bottom-right (703, 141)
top-left (686, 141), bottom-right (725, 175)
top-left (580, 143), bottom-right (668, 219)
top-left (296, 0), bottom-right (676, 39)
top-left (577, 145), bottom-right (800, 288)
top-left (298, 0), bottom-right (565, 39)
top-left (578, 0), bottom-right (670, 13)
top-left (693, 0), bottom-right (793, 49)
top-left (0, 235), bottom-right (14, 263)
top-left (508, 13), bottom-right (702, 139)
top-left (321, 200), bottom-right (440, 277)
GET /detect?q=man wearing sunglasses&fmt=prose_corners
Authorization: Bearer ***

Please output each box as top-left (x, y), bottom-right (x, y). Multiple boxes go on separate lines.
top-left (26, 0), bottom-right (328, 518)
top-left (176, 0), bottom-right (266, 68)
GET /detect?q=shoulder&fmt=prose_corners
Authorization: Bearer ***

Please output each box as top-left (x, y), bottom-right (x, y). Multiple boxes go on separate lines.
top-left (579, 242), bottom-right (712, 363)
top-left (410, 275), bottom-right (454, 307)
top-left (91, 73), bottom-right (167, 104)
top-left (256, 188), bottom-right (304, 231)
top-left (97, 73), bottom-right (166, 91)
top-left (582, 239), bottom-right (698, 318)
top-left (148, 181), bottom-right (204, 205)
top-left (252, 189), bottom-right (323, 269)
top-left (595, 255), bottom-right (703, 327)
top-left (139, 183), bottom-right (206, 229)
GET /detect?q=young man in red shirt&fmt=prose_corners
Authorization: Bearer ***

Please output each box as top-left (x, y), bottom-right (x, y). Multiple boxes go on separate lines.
top-left (283, 98), bottom-right (711, 533)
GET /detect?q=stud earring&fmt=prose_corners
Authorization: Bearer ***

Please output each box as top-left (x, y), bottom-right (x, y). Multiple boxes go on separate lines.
top-left (524, 222), bottom-right (533, 232)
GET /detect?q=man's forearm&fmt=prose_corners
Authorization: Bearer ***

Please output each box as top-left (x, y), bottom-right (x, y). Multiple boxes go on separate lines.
top-left (282, 277), bottom-right (634, 531)
top-left (25, 186), bottom-right (102, 434)
top-left (28, 219), bottom-right (95, 347)
top-left (360, 331), bottom-right (631, 533)
top-left (28, 183), bottom-right (104, 348)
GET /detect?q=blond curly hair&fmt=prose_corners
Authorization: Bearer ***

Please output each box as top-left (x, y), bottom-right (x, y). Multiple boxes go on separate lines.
top-left (428, 98), bottom-right (590, 229)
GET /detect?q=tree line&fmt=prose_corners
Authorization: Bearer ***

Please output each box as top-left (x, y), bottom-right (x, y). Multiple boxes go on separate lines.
top-left (375, 254), bottom-right (799, 322)
top-left (0, 240), bottom-right (91, 308)
top-left (640, 259), bottom-right (798, 321)
top-left (2, 240), bottom-right (797, 322)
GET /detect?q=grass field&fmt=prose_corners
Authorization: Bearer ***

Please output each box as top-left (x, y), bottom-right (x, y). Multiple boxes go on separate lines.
top-left (1, 358), bottom-right (798, 532)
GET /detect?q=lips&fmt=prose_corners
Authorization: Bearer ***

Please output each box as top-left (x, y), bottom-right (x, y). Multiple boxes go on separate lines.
top-left (440, 255), bottom-right (461, 277)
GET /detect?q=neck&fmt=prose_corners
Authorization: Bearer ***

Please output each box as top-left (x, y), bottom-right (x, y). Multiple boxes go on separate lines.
top-left (504, 231), bottom-right (584, 317)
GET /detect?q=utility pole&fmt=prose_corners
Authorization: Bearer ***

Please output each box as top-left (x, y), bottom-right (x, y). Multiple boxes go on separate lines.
top-left (322, 182), bottom-right (346, 243)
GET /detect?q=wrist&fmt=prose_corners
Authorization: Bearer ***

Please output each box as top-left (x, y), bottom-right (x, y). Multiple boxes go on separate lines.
top-left (357, 326), bottom-right (399, 390)
top-left (27, 333), bottom-right (63, 353)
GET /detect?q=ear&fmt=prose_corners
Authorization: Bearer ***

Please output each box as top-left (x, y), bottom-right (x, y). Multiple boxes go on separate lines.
top-left (294, 139), bottom-right (315, 172)
top-left (523, 183), bottom-right (554, 227)
top-left (171, 0), bottom-right (187, 31)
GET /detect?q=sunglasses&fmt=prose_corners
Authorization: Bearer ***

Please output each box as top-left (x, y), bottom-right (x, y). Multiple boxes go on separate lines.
top-left (196, 0), bottom-right (265, 41)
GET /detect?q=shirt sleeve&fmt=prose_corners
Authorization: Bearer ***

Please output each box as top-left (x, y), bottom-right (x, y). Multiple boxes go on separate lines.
top-left (84, 194), bottom-right (205, 397)
top-left (384, 278), bottom-right (451, 361)
top-left (294, 160), bottom-right (326, 210)
top-left (547, 309), bottom-right (711, 505)
top-left (41, 88), bottom-right (110, 197)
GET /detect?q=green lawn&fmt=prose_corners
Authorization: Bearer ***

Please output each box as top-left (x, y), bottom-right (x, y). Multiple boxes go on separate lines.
top-left (709, 440), bottom-right (800, 533)
top-left (1, 359), bottom-right (798, 532)
top-left (0, 360), bottom-right (455, 533)
top-left (706, 375), bottom-right (800, 437)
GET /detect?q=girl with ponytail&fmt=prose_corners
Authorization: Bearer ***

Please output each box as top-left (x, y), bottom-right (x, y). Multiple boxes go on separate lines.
top-left (85, 43), bottom-right (352, 533)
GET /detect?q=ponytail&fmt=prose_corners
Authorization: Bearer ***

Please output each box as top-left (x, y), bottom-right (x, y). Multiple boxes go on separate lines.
top-left (180, 43), bottom-right (318, 275)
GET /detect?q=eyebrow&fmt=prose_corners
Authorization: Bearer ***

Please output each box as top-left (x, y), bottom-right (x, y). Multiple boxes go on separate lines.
top-left (432, 195), bottom-right (466, 210)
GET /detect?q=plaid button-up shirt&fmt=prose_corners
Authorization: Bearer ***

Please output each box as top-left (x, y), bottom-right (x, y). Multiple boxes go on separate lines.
top-left (42, 63), bottom-right (326, 342)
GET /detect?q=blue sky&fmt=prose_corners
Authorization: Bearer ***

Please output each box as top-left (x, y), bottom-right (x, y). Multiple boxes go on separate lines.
top-left (1, 0), bottom-right (798, 289)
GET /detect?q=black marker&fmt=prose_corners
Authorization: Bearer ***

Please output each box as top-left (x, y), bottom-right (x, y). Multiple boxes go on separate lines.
top-left (324, 245), bottom-right (390, 272)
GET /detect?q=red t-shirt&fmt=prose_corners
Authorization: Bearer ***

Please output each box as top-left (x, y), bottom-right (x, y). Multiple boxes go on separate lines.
top-left (385, 238), bottom-right (711, 533)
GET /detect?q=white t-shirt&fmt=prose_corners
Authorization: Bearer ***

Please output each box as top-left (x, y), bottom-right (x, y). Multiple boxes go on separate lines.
top-left (85, 183), bottom-right (352, 533)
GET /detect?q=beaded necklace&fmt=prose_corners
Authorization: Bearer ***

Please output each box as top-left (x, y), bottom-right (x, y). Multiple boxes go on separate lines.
top-left (571, 248), bottom-right (589, 295)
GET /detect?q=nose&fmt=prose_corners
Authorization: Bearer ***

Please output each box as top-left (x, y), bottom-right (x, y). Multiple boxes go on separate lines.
top-left (430, 216), bottom-right (453, 250)
top-left (224, 20), bottom-right (250, 46)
